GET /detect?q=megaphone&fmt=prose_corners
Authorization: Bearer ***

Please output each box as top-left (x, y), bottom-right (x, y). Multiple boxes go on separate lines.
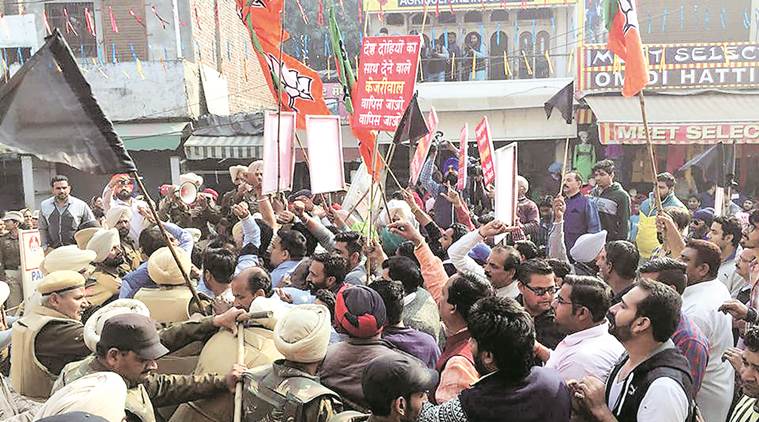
top-left (177, 182), bottom-right (198, 205)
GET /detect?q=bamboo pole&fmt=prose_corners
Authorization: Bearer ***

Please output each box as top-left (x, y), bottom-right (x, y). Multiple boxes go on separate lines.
top-left (637, 92), bottom-right (663, 213)
top-left (232, 322), bottom-right (245, 422)
top-left (558, 137), bottom-right (570, 197)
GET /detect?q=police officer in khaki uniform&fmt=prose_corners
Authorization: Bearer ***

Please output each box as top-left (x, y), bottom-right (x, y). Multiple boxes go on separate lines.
top-left (134, 247), bottom-right (209, 323)
top-left (10, 270), bottom-right (91, 400)
top-left (0, 211), bottom-right (23, 309)
top-left (53, 312), bottom-right (246, 422)
top-left (84, 228), bottom-right (124, 306)
top-left (243, 304), bottom-right (343, 422)
top-left (104, 206), bottom-right (141, 275)
top-left (169, 295), bottom-right (286, 422)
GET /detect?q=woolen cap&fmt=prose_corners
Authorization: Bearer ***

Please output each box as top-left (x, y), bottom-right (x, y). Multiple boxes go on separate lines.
top-left (335, 285), bottom-right (386, 338)
top-left (42, 246), bottom-right (96, 274)
top-left (362, 354), bottom-right (438, 413)
top-left (86, 229), bottom-right (120, 263)
top-left (104, 206), bottom-right (132, 230)
top-left (2, 211), bottom-right (23, 223)
top-left (74, 228), bottom-right (100, 250)
top-left (570, 230), bottom-right (607, 263)
top-left (274, 304), bottom-right (331, 363)
top-left (37, 271), bottom-right (86, 295)
top-left (98, 313), bottom-right (168, 360)
top-left (147, 247), bottom-right (191, 286)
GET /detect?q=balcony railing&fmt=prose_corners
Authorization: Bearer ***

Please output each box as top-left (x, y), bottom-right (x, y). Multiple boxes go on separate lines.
top-left (418, 52), bottom-right (567, 82)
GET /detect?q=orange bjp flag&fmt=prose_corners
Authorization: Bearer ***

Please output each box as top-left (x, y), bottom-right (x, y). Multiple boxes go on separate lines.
top-left (604, 0), bottom-right (649, 97)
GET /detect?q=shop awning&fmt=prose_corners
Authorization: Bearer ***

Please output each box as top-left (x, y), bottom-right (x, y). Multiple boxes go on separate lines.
top-left (184, 135), bottom-right (263, 160)
top-left (113, 122), bottom-right (188, 151)
top-left (184, 125), bottom-right (363, 162)
top-left (585, 93), bottom-right (759, 144)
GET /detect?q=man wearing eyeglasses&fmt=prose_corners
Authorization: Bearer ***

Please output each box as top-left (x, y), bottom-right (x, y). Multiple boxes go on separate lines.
top-left (515, 258), bottom-right (565, 354)
top-left (543, 275), bottom-right (624, 382)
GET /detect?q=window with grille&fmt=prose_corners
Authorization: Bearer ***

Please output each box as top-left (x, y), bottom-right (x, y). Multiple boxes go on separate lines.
top-left (44, 2), bottom-right (97, 58)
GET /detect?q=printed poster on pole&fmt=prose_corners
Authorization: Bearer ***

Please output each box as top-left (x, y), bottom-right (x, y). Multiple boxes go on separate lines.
top-left (494, 144), bottom-right (518, 243)
top-left (409, 108), bottom-right (438, 186)
top-left (19, 229), bottom-right (44, 301)
top-left (475, 117), bottom-right (496, 186)
top-left (262, 111), bottom-right (296, 195)
top-left (353, 35), bottom-right (422, 132)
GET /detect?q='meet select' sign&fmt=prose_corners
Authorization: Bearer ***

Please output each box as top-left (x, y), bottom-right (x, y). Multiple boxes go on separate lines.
top-left (578, 42), bottom-right (759, 92)
top-left (599, 122), bottom-right (759, 145)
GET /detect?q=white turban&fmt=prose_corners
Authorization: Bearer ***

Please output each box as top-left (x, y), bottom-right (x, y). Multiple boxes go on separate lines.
top-left (84, 299), bottom-right (151, 352)
top-left (105, 206), bottom-right (132, 230)
top-left (86, 228), bottom-right (120, 263)
top-left (34, 372), bottom-right (127, 422)
top-left (570, 230), bottom-right (608, 263)
top-left (274, 304), bottom-right (331, 363)
top-left (147, 247), bottom-right (191, 285)
top-left (42, 245), bottom-right (96, 274)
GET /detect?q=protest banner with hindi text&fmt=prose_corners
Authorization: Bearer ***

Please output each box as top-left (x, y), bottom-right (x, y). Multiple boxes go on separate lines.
top-left (353, 35), bottom-right (421, 132)
top-left (409, 108), bottom-right (438, 186)
top-left (475, 117), bottom-right (496, 186)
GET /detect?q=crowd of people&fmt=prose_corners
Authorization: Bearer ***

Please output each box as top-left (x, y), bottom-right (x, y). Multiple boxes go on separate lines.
top-left (0, 151), bottom-right (758, 422)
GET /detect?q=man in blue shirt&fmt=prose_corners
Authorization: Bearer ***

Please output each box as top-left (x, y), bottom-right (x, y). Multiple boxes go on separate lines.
top-left (269, 229), bottom-right (307, 288)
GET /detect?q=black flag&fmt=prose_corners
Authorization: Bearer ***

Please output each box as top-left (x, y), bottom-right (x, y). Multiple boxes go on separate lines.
top-left (677, 143), bottom-right (733, 187)
top-left (0, 29), bottom-right (136, 174)
top-left (544, 81), bottom-right (574, 124)
top-left (392, 92), bottom-right (429, 144)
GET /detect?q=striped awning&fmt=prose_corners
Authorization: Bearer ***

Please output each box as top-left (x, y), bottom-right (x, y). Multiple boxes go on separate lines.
top-left (184, 136), bottom-right (263, 160)
top-left (585, 93), bottom-right (759, 145)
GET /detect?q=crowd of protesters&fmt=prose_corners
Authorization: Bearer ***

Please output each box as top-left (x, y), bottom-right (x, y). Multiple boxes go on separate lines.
top-left (0, 146), bottom-right (757, 422)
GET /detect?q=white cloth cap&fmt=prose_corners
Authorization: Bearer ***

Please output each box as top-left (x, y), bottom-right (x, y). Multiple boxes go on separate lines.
top-left (86, 228), bottom-right (120, 263)
top-left (84, 299), bottom-right (151, 352)
top-left (570, 230), bottom-right (608, 263)
top-left (229, 165), bottom-right (248, 182)
top-left (34, 372), bottom-right (127, 422)
top-left (274, 304), bottom-right (331, 363)
top-left (104, 206), bottom-right (133, 230)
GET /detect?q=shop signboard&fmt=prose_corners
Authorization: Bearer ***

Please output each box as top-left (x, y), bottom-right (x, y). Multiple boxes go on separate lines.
top-left (363, 0), bottom-right (575, 12)
top-left (578, 42), bottom-right (759, 92)
top-left (598, 122), bottom-right (759, 145)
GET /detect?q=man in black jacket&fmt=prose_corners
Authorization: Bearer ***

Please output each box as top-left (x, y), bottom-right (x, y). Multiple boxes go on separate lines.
top-left (573, 278), bottom-right (694, 421)
top-left (591, 160), bottom-right (631, 242)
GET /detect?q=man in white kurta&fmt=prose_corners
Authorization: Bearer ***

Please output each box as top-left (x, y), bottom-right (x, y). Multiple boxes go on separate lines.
top-left (680, 241), bottom-right (735, 422)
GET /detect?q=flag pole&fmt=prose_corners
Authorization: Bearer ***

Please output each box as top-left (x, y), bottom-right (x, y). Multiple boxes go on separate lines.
top-left (131, 171), bottom-right (205, 312)
top-left (366, 138), bottom-right (381, 285)
top-left (637, 92), bottom-right (663, 212)
top-left (558, 137), bottom-right (570, 197)
top-left (275, 0), bottom-right (287, 195)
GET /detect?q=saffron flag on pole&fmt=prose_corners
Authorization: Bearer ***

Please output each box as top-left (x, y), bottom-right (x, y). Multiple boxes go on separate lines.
top-left (604, 0), bottom-right (649, 97)
top-left (239, 3), bottom-right (331, 129)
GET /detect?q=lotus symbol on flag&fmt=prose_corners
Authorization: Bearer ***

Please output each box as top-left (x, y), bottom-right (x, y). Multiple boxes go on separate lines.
top-left (265, 53), bottom-right (315, 111)
top-left (618, 0), bottom-right (639, 34)
top-left (246, 0), bottom-right (266, 7)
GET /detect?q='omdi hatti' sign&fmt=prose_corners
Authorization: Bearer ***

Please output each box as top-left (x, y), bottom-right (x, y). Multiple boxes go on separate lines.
top-left (578, 42), bottom-right (759, 92)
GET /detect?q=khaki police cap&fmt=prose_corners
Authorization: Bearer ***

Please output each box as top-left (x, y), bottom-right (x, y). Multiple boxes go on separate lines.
top-left (37, 270), bottom-right (86, 295)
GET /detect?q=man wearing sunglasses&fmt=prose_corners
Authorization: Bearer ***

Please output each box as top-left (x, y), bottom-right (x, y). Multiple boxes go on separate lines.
top-left (516, 258), bottom-right (565, 354)
top-left (103, 174), bottom-right (148, 244)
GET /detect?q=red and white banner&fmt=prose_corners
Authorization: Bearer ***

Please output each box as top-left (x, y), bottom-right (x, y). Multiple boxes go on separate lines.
top-left (475, 117), bottom-right (496, 186)
top-left (262, 111), bottom-right (296, 194)
top-left (352, 35), bottom-right (422, 132)
top-left (409, 108), bottom-right (438, 186)
top-left (599, 121), bottom-right (759, 145)
top-left (457, 124), bottom-right (468, 191)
